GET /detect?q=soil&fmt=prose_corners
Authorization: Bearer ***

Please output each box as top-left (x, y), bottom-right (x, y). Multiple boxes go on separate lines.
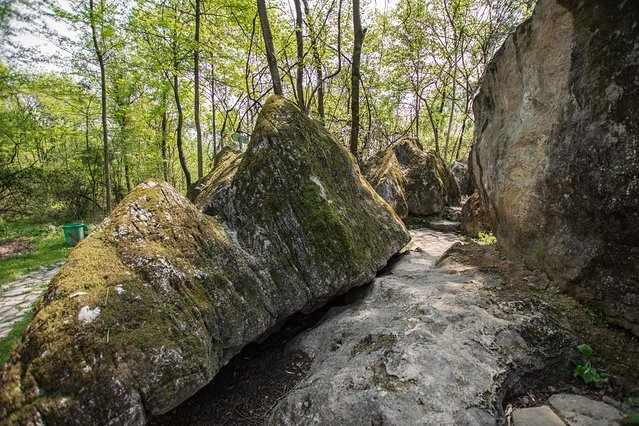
top-left (441, 239), bottom-right (639, 411)
top-left (149, 285), bottom-right (373, 425)
top-left (0, 238), bottom-right (35, 260)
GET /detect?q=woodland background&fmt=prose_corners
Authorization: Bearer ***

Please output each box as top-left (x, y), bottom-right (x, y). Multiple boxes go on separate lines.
top-left (0, 0), bottom-right (533, 222)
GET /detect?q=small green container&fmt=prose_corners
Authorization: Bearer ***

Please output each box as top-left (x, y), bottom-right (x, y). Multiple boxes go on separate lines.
top-left (62, 223), bottom-right (88, 247)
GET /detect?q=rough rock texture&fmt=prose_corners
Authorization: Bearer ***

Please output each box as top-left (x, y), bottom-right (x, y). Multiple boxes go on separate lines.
top-left (451, 160), bottom-right (473, 196)
top-left (461, 192), bottom-right (491, 238)
top-left (0, 97), bottom-right (409, 424)
top-left (187, 147), bottom-right (243, 208)
top-left (512, 406), bottom-right (565, 426)
top-left (470, 0), bottom-right (639, 334)
top-left (548, 394), bottom-right (626, 426)
top-left (364, 139), bottom-right (460, 218)
top-left (362, 149), bottom-right (408, 218)
top-left (268, 229), bottom-right (578, 425)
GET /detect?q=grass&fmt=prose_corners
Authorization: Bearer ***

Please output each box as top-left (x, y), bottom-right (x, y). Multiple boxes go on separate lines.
top-left (0, 221), bottom-right (73, 287)
top-left (0, 311), bottom-right (33, 365)
top-left (0, 220), bottom-right (94, 365)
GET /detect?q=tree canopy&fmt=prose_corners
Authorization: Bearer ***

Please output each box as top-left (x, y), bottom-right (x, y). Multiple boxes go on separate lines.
top-left (0, 0), bottom-right (533, 221)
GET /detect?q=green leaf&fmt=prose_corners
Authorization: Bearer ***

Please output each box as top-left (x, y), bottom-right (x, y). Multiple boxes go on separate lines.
top-left (626, 412), bottom-right (639, 425)
top-left (577, 343), bottom-right (593, 360)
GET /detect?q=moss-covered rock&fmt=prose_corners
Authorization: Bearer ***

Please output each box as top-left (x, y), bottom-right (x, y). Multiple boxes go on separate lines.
top-left (0, 96), bottom-right (409, 424)
top-left (363, 139), bottom-right (460, 218)
top-left (188, 146), bottom-right (243, 212)
top-left (201, 96), bottom-right (410, 311)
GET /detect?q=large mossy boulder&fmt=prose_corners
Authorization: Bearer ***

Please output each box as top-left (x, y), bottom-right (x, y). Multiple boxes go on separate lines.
top-left (197, 96), bottom-right (410, 310)
top-left (363, 139), bottom-right (460, 218)
top-left (470, 0), bottom-right (639, 334)
top-left (0, 97), bottom-right (410, 424)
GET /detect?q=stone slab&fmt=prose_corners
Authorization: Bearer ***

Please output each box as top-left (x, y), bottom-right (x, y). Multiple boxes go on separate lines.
top-left (549, 393), bottom-right (625, 426)
top-left (513, 406), bottom-right (566, 426)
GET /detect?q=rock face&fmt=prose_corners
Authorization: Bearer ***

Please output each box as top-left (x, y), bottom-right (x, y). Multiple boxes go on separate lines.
top-left (451, 160), bottom-right (473, 196)
top-left (470, 0), bottom-right (639, 334)
top-left (268, 229), bottom-right (577, 425)
top-left (461, 192), bottom-right (491, 238)
top-left (364, 139), bottom-right (460, 218)
top-left (0, 97), bottom-right (409, 424)
top-left (187, 147), bottom-right (243, 208)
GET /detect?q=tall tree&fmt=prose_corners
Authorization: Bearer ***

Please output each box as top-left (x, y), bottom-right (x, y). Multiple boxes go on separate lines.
top-left (349, 0), bottom-right (365, 157)
top-left (89, 0), bottom-right (111, 212)
top-left (256, 0), bottom-right (282, 95)
top-left (293, 0), bottom-right (305, 112)
top-left (194, 0), bottom-right (203, 179)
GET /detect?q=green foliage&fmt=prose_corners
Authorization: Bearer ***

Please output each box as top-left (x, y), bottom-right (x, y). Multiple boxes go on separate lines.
top-left (572, 343), bottom-right (609, 386)
top-left (547, 286), bottom-right (560, 295)
top-left (627, 413), bottom-right (639, 425)
top-left (476, 231), bottom-right (497, 246)
top-left (0, 221), bottom-right (72, 287)
top-left (0, 310), bottom-right (33, 366)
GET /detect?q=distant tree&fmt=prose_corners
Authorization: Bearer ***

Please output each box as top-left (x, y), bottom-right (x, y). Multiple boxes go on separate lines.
top-left (256, 0), bottom-right (282, 95)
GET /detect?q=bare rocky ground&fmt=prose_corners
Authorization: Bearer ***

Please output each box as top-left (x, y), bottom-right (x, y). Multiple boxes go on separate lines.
top-left (4, 227), bottom-right (635, 424)
top-left (153, 227), bottom-right (638, 425)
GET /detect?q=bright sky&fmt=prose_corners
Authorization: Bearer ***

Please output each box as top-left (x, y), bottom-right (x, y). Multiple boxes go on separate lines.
top-left (6, 0), bottom-right (399, 72)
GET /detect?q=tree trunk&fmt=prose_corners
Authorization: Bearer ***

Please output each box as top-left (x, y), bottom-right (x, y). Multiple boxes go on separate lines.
top-left (173, 67), bottom-right (191, 190)
top-left (211, 64), bottom-right (217, 159)
top-left (257, 0), bottom-right (283, 95)
top-left (89, 0), bottom-right (111, 212)
top-left (161, 107), bottom-right (168, 182)
top-left (293, 0), bottom-right (305, 112)
top-left (349, 0), bottom-right (365, 157)
top-left (194, 0), bottom-right (203, 179)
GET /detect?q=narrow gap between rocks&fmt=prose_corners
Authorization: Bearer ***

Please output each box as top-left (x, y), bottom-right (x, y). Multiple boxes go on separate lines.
top-left (149, 278), bottom-right (376, 425)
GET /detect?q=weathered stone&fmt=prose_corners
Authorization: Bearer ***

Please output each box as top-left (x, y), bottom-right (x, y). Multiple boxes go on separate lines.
top-left (548, 394), bottom-right (626, 426)
top-left (461, 192), bottom-right (491, 238)
top-left (363, 139), bottom-right (460, 218)
top-left (470, 0), bottom-right (639, 334)
top-left (512, 406), bottom-right (565, 426)
top-left (268, 229), bottom-right (578, 425)
top-left (362, 148), bottom-right (408, 218)
top-left (188, 146), bottom-right (243, 213)
top-left (0, 97), bottom-right (409, 424)
top-left (451, 160), bottom-right (473, 196)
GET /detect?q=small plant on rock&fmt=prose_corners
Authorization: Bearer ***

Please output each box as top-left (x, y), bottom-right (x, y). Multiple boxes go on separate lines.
top-left (476, 232), bottom-right (497, 246)
top-left (572, 343), bottom-right (609, 386)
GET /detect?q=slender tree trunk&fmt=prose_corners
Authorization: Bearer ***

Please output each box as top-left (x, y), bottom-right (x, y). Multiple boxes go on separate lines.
top-left (173, 67), bottom-right (191, 189)
top-left (194, 0), bottom-right (203, 179)
top-left (443, 60), bottom-right (457, 162)
top-left (293, 0), bottom-right (305, 112)
top-left (161, 107), bottom-right (169, 182)
top-left (211, 64), bottom-right (217, 159)
top-left (89, 0), bottom-right (111, 212)
top-left (349, 0), bottom-right (365, 157)
top-left (257, 0), bottom-right (283, 95)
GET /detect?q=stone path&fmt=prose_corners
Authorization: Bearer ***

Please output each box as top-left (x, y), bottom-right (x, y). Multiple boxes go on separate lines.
top-left (512, 393), bottom-right (629, 425)
top-left (0, 263), bottom-right (62, 339)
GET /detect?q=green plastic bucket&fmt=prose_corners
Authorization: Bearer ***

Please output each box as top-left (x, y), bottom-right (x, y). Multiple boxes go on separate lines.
top-left (62, 223), bottom-right (88, 247)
